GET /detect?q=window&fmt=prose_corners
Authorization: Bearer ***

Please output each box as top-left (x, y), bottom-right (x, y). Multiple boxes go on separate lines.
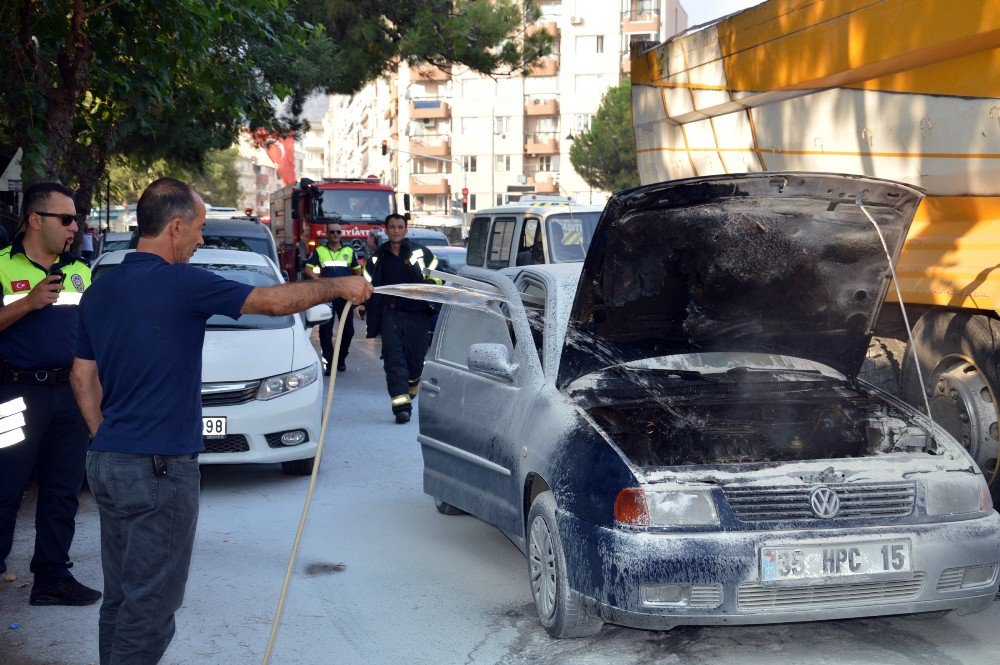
top-left (575, 35), bottom-right (605, 54)
top-left (574, 114), bottom-right (595, 132)
top-left (461, 155), bottom-right (478, 173)
top-left (436, 305), bottom-right (513, 369)
top-left (517, 217), bottom-right (545, 267)
top-left (538, 155), bottom-right (555, 172)
top-left (467, 217), bottom-right (490, 266)
top-left (596, 35), bottom-right (605, 54)
top-left (468, 193), bottom-right (478, 210)
top-left (487, 217), bottom-right (516, 269)
top-left (494, 116), bottom-right (511, 134)
top-left (434, 195), bottom-right (448, 210)
top-left (413, 158), bottom-right (443, 174)
top-left (495, 155), bottom-right (511, 173)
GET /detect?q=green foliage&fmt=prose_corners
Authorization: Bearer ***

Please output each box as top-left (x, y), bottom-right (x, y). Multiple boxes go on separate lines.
top-left (569, 80), bottom-right (640, 194)
top-left (108, 148), bottom-right (242, 206)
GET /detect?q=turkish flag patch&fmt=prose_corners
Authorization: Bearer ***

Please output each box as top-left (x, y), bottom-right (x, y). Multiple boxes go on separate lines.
top-left (11, 280), bottom-right (30, 293)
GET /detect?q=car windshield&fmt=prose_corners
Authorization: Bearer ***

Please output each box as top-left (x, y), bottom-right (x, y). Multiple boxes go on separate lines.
top-left (315, 190), bottom-right (393, 222)
top-left (101, 240), bottom-right (131, 253)
top-left (546, 212), bottom-right (600, 262)
top-left (201, 233), bottom-right (272, 260)
top-left (91, 261), bottom-right (292, 330)
top-left (437, 250), bottom-right (467, 274)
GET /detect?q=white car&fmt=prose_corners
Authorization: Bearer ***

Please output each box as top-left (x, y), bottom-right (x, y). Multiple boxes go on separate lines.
top-left (91, 249), bottom-right (331, 474)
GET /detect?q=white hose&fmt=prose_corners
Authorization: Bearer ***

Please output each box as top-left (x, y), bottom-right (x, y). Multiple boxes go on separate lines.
top-left (262, 301), bottom-right (351, 665)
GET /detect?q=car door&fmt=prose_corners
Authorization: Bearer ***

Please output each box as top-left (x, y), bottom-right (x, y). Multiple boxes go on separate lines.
top-left (418, 269), bottom-right (542, 534)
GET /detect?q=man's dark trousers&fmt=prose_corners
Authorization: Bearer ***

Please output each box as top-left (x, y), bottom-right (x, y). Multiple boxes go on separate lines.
top-left (0, 382), bottom-right (89, 585)
top-left (86, 450), bottom-right (200, 665)
top-left (319, 297), bottom-right (354, 368)
top-left (380, 308), bottom-right (430, 412)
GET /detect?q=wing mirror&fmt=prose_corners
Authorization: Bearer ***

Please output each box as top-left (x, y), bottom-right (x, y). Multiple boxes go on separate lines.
top-left (305, 303), bottom-right (333, 327)
top-left (468, 343), bottom-right (517, 381)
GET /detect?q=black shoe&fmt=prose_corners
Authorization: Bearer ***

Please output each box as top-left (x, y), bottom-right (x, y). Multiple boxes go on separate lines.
top-left (323, 365), bottom-right (332, 377)
top-left (30, 578), bottom-right (102, 606)
top-left (337, 361), bottom-right (346, 372)
top-left (395, 411), bottom-right (411, 424)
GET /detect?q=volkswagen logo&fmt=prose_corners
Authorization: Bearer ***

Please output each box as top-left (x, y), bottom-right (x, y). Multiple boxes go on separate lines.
top-left (810, 486), bottom-right (841, 519)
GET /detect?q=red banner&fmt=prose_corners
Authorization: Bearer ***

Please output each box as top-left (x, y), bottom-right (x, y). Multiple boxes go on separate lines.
top-left (253, 132), bottom-right (297, 186)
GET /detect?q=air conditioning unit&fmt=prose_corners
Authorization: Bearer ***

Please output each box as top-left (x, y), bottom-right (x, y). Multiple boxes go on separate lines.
top-left (569, 16), bottom-right (582, 25)
top-left (421, 118), bottom-right (437, 128)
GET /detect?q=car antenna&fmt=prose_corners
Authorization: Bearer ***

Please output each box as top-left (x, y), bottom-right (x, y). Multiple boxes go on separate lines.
top-left (856, 195), bottom-right (934, 422)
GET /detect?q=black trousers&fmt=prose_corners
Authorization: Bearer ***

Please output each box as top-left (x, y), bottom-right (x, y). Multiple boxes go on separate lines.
top-left (380, 308), bottom-right (430, 413)
top-left (319, 298), bottom-right (354, 367)
top-left (0, 382), bottom-right (90, 585)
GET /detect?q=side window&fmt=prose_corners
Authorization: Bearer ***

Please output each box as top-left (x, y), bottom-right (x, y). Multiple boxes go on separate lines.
top-left (486, 217), bottom-right (516, 269)
top-left (516, 217), bottom-right (545, 265)
top-left (519, 279), bottom-right (546, 365)
top-left (466, 217), bottom-right (490, 267)
top-left (436, 305), bottom-right (514, 369)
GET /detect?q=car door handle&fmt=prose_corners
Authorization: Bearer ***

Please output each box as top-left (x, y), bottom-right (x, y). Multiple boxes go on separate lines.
top-left (420, 380), bottom-right (441, 396)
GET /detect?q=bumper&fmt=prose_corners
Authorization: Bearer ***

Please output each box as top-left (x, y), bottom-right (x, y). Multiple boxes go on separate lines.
top-left (559, 510), bottom-right (1000, 630)
top-left (200, 379), bottom-right (322, 466)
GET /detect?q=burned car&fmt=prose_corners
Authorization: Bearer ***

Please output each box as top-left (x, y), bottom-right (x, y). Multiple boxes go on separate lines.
top-left (417, 173), bottom-right (1000, 637)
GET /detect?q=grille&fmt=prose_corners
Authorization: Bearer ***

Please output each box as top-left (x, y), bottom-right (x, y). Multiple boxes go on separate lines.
top-left (938, 564), bottom-right (998, 591)
top-left (936, 568), bottom-right (965, 592)
top-left (738, 573), bottom-right (925, 611)
top-left (724, 481), bottom-right (916, 522)
top-left (203, 435), bottom-right (250, 454)
top-left (201, 381), bottom-right (261, 407)
top-left (265, 430), bottom-right (310, 449)
top-left (688, 585), bottom-right (723, 608)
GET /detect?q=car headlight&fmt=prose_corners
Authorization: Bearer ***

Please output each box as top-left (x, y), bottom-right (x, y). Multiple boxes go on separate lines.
top-left (615, 487), bottom-right (720, 527)
top-left (925, 472), bottom-right (992, 516)
top-left (256, 364), bottom-right (318, 401)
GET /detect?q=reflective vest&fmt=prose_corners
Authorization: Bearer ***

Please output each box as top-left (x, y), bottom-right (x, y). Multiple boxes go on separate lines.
top-left (305, 244), bottom-right (360, 279)
top-left (0, 239), bottom-right (91, 369)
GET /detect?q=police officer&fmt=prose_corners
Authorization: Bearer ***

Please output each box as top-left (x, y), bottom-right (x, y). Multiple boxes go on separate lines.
top-left (303, 221), bottom-right (362, 374)
top-left (0, 182), bottom-right (100, 606)
top-left (358, 213), bottom-right (442, 424)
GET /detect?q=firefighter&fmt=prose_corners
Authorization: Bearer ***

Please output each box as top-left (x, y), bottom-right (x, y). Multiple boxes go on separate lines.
top-left (303, 221), bottom-right (362, 374)
top-left (0, 182), bottom-right (100, 606)
top-left (357, 213), bottom-right (442, 424)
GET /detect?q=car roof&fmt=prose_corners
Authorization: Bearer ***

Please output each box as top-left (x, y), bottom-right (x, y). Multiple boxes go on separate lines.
top-left (94, 248), bottom-right (271, 268)
top-left (473, 203), bottom-right (604, 216)
top-left (202, 219), bottom-right (270, 235)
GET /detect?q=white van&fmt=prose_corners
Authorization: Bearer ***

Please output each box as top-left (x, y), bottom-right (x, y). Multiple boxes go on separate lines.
top-left (464, 195), bottom-right (604, 270)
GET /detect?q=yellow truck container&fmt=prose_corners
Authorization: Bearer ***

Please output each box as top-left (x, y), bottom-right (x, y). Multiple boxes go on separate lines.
top-left (631, 0), bottom-right (1000, 495)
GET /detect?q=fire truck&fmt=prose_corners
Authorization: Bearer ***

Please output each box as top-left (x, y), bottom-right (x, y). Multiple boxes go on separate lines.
top-left (268, 176), bottom-right (409, 279)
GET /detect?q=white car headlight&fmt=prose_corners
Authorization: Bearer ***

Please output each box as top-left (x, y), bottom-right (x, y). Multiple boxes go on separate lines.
top-left (615, 487), bottom-right (720, 527)
top-left (925, 472), bottom-right (992, 516)
top-left (256, 364), bottom-right (319, 401)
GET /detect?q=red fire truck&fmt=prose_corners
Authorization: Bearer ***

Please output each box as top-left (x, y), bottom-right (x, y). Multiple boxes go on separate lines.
top-left (268, 176), bottom-right (408, 279)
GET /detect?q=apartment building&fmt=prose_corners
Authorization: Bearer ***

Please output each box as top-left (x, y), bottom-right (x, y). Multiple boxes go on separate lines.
top-left (235, 137), bottom-right (279, 216)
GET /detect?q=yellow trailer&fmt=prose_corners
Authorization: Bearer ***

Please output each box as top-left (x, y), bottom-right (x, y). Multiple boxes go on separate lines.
top-left (631, 0), bottom-right (1000, 495)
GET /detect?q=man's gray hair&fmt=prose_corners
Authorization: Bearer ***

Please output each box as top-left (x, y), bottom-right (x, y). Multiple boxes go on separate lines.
top-left (136, 178), bottom-right (198, 238)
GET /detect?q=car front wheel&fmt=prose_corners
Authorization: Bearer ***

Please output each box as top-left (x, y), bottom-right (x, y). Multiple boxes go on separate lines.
top-left (526, 491), bottom-right (603, 638)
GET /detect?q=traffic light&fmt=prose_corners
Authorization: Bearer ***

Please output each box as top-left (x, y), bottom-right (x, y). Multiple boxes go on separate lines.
top-left (381, 140), bottom-right (388, 156)
top-left (461, 187), bottom-right (469, 213)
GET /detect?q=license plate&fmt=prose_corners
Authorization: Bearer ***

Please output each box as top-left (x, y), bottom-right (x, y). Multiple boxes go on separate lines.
top-left (761, 540), bottom-right (912, 585)
top-left (202, 417), bottom-right (227, 438)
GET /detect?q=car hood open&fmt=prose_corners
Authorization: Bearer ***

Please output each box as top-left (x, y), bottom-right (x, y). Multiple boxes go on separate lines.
top-left (557, 173), bottom-right (923, 389)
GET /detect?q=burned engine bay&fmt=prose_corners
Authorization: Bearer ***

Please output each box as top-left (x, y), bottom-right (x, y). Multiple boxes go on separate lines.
top-left (575, 377), bottom-right (937, 467)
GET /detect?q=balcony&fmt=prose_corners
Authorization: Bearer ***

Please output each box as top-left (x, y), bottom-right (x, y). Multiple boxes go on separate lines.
top-left (410, 100), bottom-right (451, 120)
top-left (410, 65), bottom-right (451, 82)
top-left (526, 20), bottom-right (560, 40)
top-left (410, 176), bottom-right (450, 195)
top-left (528, 173), bottom-right (558, 194)
top-left (621, 53), bottom-right (631, 74)
top-left (526, 56), bottom-right (559, 77)
top-left (622, 8), bottom-right (660, 33)
top-left (525, 98), bottom-right (559, 117)
top-left (411, 138), bottom-right (451, 157)
top-left (524, 132), bottom-right (560, 156)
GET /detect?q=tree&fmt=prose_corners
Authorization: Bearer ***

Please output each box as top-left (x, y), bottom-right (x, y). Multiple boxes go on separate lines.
top-left (569, 80), bottom-right (640, 194)
top-left (0, 0), bottom-right (553, 212)
top-left (107, 148), bottom-right (241, 207)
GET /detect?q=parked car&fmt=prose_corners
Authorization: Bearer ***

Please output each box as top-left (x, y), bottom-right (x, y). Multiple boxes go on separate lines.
top-left (368, 227), bottom-right (450, 254)
top-left (464, 195), bottom-right (604, 270)
top-left (201, 217), bottom-right (280, 269)
top-left (91, 248), bottom-right (331, 474)
top-left (432, 245), bottom-right (468, 275)
top-left (418, 173), bottom-right (1000, 638)
top-left (97, 231), bottom-right (133, 255)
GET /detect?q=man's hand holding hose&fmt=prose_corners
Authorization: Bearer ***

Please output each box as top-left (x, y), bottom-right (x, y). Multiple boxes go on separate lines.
top-left (241, 275), bottom-right (372, 317)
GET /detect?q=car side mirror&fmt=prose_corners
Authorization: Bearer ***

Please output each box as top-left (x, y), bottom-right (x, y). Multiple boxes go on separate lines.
top-left (305, 303), bottom-right (333, 327)
top-left (468, 343), bottom-right (517, 381)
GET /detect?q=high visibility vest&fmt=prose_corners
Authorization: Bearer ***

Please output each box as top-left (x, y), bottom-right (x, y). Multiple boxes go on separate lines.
top-left (305, 244), bottom-right (360, 278)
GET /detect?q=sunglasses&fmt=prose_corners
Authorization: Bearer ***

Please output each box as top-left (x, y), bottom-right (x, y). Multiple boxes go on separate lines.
top-left (35, 211), bottom-right (83, 227)
top-left (327, 230), bottom-right (343, 235)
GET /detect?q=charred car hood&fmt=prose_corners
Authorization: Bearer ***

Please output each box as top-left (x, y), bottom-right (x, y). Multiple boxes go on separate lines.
top-left (558, 173), bottom-right (923, 389)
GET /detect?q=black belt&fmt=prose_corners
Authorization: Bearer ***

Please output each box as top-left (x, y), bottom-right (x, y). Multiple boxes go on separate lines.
top-left (2, 366), bottom-right (71, 385)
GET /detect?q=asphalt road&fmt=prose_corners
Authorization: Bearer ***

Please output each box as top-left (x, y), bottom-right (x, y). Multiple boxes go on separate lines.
top-left (1, 334), bottom-right (998, 664)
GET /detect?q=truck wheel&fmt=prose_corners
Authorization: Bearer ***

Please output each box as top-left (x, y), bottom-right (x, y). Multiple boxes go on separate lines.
top-left (526, 492), bottom-right (603, 638)
top-left (900, 310), bottom-right (1000, 504)
top-left (859, 336), bottom-right (907, 396)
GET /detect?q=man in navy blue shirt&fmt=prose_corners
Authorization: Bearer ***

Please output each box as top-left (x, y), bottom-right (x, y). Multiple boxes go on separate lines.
top-left (70, 178), bottom-right (371, 665)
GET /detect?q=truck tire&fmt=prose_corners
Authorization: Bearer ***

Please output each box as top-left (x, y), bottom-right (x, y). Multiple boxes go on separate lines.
top-left (859, 336), bottom-right (908, 396)
top-left (899, 310), bottom-right (1000, 505)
